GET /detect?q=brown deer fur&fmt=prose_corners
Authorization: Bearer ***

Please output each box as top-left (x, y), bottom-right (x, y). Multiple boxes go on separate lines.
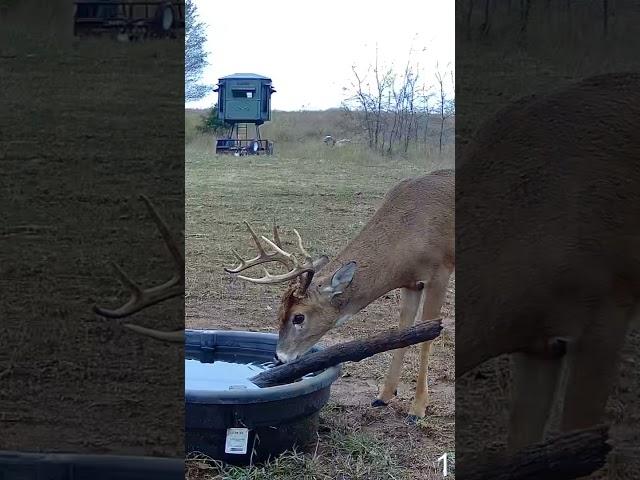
top-left (273, 170), bottom-right (454, 420)
top-left (456, 72), bottom-right (640, 451)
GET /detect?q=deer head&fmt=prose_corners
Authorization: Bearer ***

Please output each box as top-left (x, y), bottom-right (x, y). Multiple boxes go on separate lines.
top-left (225, 223), bottom-right (357, 362)
top-left (93, 195), bottom-right (184, 343)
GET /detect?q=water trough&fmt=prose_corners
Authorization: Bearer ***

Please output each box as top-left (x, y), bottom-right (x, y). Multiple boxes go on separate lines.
top-left (185, 329), bottom-right (341, 466)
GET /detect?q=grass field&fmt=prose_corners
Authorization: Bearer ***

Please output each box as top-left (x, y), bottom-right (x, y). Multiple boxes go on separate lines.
top-left (1, 38), bottom-right (184, 456)
top-left (185, 111), bottom-right (455, 479)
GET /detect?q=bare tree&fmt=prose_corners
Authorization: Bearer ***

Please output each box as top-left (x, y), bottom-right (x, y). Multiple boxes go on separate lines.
top-left (350, 66), bottom-right (375, 148)
top-left (466, 0), bottom-right (475, 40)
top-left (435, 65), bottom-right (455, 154)
top-left (419, 88), bottom-right (435, 147)
top-left (459, 0), bottom-right (625, 43)
top-left (520, 0), bottom-right (531, 33)
top-left (480, 0), bottom-right (492, 36)
top-left (343, 49), bottom-right (454, 158)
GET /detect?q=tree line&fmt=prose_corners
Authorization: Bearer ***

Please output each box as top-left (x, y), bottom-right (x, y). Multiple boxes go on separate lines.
top-left (342, 49), bottom-right (454, 157)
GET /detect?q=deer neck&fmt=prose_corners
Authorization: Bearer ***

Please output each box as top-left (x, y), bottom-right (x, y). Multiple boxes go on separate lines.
top-left (315, 235), bottom-right (405, 322)
top-left (455, 268), bottom-right (548, 375)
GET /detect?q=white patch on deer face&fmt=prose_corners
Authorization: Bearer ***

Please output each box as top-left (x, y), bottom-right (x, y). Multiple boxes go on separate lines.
top-left (275, 349), bottom-right (298, 363)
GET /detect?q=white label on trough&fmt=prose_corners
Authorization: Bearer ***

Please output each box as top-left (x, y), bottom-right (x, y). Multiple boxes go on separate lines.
top-left (225, 428), bottom-right (249, 455)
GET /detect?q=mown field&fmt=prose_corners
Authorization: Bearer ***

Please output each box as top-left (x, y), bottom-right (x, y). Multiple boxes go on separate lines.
top-left (0, 38), bottom-right (184, 456)
top-left (185, 110), bottom-right (455, 479)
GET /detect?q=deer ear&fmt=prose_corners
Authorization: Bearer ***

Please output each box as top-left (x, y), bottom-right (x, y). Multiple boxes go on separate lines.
top-left (328, 261), bottom-right (356, 297)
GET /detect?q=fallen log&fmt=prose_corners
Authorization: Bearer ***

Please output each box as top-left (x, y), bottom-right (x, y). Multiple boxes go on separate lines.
top-left (251, 319), bottom-right (443, 388)
top-left (458, 425), bottom-right (611, 480)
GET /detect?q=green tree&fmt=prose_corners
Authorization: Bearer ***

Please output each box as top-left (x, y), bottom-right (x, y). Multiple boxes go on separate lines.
top-left (185, 0), bottom-right (211, 101)
top-left (198, 104), bottom-right (231, 134)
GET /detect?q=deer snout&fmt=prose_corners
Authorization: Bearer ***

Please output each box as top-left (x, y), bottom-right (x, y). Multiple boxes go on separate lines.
top-left (275, 350), bottom-right (298, 364)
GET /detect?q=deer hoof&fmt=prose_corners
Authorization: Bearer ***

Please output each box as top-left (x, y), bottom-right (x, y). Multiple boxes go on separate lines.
top-left (371, 389), bottom-right (397, 407)
top-left (405, 414), bottom-right (420, 425)
top-left (371, 398), bottom-right (388, 407)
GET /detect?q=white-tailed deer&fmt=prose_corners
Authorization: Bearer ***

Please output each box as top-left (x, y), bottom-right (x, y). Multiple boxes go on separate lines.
top-left (93, 195), bottom-right (184, 343)
top-left (457, 72), bottom-right (640, 452)
top-left (323, 135), bottom-right (352, 147)
top-left (225, 170), bottom-right (454, 421)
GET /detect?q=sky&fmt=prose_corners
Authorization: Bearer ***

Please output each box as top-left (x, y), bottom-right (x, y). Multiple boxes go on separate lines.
top-left (186, 0), bottom-right (454, 111)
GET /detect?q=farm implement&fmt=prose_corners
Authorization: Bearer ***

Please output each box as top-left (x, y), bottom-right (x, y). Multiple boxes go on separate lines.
top-left (74, 1), bottom-right (184, 39)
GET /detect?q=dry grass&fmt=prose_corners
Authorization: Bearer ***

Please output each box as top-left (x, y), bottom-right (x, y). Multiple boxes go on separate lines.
top-left (185, 122), bottom-right (455, 478)
top-left (0, 38), bottom-right (184, 455)
top-left (186, 108), bottom-right (455, 165)
top-left (185, 411), bottom-right (416, 480)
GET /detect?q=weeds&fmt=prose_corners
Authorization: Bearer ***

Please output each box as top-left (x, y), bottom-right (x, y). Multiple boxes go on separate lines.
top-left (186, 425), bottom-right (408, 480)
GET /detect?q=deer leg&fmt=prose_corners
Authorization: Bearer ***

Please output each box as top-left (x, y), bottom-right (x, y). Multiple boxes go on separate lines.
top-left (372, 286), bottom-right (423, 407)
top-left (506, 348), bottom-right (565, 452)
top-left (407, 268), bottom-right (451, 422)
top-left (559, 301), bottom-right (633, 433)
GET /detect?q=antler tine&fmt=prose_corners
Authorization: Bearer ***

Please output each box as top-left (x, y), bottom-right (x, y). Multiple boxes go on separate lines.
top-left (223, 221), bottom-right (293, 274)
top-left (139, 194), bottom-right (184, 275)
top-left (260, 235), bottom-right (298, 265)
top-left (231, 249), bottom-right (244, 263)
top-left (111, 261), bottom-right (141, 294)
top-left (93, 267), bottom-right (183, 318)
top-left (223, 248), bottom-right (248, 274)
top-left (225, 222), bottom-right (318, 287)
top-left (123, 323), bottom-right (184, 343)
top-left (223, 221), bottom-right (266, 273)
top-left (93, 196), bottom-right (184, 320)
top-left (245, 221), bottom-right (266, 255)
top-left (293, 229), bottom-right (312, 261)
top-left (237, 264), bottom-right (315, 285)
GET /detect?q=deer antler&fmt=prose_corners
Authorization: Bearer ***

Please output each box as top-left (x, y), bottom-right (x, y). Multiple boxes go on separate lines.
top-left (223, 221), bottom-right (292, 274)
top-left (93, 195), bottom-right (184, 343)
top-left (225, 223), bottom-right (317, 290)
top-left (122, 323), bottom-right (184, 342)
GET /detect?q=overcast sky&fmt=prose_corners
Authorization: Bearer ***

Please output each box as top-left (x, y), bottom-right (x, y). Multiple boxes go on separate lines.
top-left (186, 0), bottom-right (454, 111)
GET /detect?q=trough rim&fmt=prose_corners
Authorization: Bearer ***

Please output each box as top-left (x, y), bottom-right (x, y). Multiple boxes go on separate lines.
top-left (185, 329), bottom-right (341, 404)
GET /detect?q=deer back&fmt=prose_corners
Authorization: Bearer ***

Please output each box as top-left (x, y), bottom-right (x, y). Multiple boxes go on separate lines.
top-left (457, 72), bottom-right (640, 371)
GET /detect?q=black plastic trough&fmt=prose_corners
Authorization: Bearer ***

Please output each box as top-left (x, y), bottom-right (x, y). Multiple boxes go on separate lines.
top-left (185, 329), bottom-right (341, 466)
top-left (0, 451), bottom-right (183, 479)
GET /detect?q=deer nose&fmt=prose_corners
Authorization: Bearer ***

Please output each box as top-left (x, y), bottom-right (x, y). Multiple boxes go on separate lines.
top-left (275, 350), bottom-right (296, 364)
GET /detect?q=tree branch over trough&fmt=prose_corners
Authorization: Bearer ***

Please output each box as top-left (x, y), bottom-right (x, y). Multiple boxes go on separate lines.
top-left (251, 320), bottom-right (443, 388)
top-left (459, 425), bottom-right (611, 480)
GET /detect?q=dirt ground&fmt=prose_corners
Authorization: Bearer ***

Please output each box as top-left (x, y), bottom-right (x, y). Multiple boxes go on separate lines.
top-left (185, 140), bottom-right (455, 479)
top-left (0, 40), bottom-right (184, 457)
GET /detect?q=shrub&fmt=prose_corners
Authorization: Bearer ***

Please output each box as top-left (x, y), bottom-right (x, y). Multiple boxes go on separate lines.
top-left (198, 104), bottom-right (231, 134)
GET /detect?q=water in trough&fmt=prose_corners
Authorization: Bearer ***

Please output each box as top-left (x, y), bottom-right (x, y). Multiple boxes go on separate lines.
top-left (185, 350), bottom-right (276, 391)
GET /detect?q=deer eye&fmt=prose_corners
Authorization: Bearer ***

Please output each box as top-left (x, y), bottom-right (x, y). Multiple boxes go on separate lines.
top-left (292, 314), bottom-right (305, 325)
